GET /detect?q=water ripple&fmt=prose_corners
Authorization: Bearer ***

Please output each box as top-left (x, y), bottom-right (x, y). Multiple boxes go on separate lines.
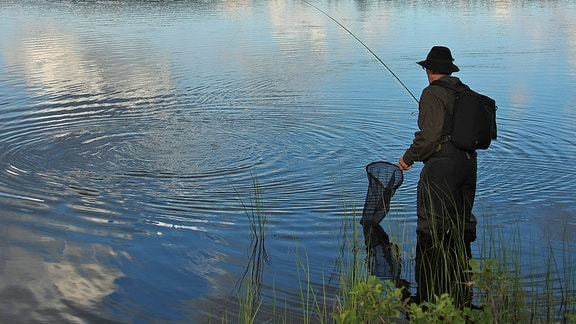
top-left (1, 0), bottom-right (575, 321)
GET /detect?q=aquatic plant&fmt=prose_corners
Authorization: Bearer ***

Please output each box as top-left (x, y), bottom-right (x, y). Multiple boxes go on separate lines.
top-left (214, 180), bottom-right (576, 323)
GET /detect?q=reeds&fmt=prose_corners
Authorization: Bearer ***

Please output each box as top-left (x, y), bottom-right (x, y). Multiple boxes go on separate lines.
top-left (215, 180), bottom-right (575, 323)
top-left (234, 177), bottom-right (267, 324)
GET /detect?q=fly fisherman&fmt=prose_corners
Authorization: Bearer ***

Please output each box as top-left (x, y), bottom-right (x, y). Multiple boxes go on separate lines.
top-left (398, 46), bottom-right (477, 308)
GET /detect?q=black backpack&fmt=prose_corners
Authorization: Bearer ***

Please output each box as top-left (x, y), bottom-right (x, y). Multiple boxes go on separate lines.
top-left (433, 80), bottom-right (497, 151)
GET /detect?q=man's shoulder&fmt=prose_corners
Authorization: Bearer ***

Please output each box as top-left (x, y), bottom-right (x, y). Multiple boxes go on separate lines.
top-left (429, 76), bottom-right (470, 93)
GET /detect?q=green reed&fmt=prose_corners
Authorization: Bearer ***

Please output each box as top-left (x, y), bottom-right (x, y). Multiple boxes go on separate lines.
top-left (472, 215), bottom-right (576, 323)
top-left (334, 181), bottom-right (576, 323)
top-left (217, 179), bottom-right (575, 323)
top-left (293, 249), bottom-right (332, 324)
top-left (230, 177), bottom-right (267, 324)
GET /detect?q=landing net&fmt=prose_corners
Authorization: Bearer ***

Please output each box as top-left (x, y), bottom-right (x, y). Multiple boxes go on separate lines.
top-left (361, 161), bottom-right (403, 225)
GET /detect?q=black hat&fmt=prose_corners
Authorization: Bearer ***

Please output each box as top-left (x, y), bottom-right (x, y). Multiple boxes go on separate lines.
top-left (417, 46), bottom-right (460, 74)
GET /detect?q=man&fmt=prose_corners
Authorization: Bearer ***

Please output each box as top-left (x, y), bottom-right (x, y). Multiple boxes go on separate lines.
top-left (398, 46), bottom-right (477, 308)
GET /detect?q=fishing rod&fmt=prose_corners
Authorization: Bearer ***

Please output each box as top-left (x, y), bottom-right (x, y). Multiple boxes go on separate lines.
top-left (301, 0), bottom-right (419, 104)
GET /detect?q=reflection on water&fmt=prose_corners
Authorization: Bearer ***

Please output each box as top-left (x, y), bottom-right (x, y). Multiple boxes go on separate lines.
top-left (363, 222), bottom-right (402, 282)
top-left (1, 0), bottom-right (575, 322)
top-left (0, 209), bottom-right (123, 322)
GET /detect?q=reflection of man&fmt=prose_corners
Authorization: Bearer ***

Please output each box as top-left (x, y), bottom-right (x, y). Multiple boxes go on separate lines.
top-left (398, 46), bottom-right (477, 308)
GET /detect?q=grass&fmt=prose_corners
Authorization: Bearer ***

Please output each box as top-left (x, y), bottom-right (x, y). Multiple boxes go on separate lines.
top-left (332, 214), bottom-right (576, 323)
top-left (213, 182), bottom-right (576, 323)
top-left (238, 177), bottom-right (267, 324)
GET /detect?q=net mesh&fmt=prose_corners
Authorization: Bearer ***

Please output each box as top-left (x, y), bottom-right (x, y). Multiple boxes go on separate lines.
top-left (361, 161), bottom-right (403, 225)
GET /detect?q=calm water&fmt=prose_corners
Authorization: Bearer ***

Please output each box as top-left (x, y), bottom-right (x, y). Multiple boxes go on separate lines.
top-left (1, 0), bottom-right (575, 322)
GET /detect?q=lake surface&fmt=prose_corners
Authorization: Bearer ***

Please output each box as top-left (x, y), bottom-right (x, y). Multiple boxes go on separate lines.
top-left (1, 0), bottom-right (575, 322)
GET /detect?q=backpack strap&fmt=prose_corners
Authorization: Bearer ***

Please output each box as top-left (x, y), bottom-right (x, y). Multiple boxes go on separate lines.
top-left (430, 79), bottom-right (463, 138)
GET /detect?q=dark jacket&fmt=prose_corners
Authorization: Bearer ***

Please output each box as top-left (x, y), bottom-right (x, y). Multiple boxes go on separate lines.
top-left (402, 75), bottom-right (466, 165)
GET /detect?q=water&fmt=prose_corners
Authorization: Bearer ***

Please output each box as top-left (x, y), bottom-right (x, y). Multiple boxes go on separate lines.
top-left (1, 0), bottom-right (575, 322)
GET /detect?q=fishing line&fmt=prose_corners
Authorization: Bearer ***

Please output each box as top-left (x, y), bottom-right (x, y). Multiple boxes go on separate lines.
top-left (301, 0), bottom-right (419, 104)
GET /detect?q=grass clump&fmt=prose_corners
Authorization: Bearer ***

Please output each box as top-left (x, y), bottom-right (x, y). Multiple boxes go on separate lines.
top-left (333, 275), bottom-right (407, 323)
top-left (221, 179), bottom-right (576, 323)
top-left (332, 226), bottom-right (576, 323)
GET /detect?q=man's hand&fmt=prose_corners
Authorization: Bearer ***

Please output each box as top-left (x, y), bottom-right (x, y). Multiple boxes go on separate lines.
top-left (398, 157), bottom-right (413, 171)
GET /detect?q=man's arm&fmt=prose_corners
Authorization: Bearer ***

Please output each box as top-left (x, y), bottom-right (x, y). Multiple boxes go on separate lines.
top-left (399, 87), bottom-right (446, 169)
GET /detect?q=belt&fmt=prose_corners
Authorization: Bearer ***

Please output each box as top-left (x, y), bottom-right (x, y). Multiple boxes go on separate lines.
top-left (433, 141), bottom-right (476, 160)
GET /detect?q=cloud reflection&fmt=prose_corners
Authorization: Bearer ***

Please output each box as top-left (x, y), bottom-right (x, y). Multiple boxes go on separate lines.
top-left (0, 218), bottom-right (124, 322)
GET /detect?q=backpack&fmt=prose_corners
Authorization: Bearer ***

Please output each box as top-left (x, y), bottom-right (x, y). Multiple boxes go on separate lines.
top-left (433, 80), bottom-right (497, 151)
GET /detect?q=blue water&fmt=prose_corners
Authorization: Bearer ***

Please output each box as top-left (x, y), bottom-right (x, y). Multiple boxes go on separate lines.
top-left (0, 0), bottom-right (575, 322)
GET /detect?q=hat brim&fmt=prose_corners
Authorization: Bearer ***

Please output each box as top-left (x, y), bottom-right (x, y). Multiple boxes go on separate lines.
top-left (417, 60), bottom-right (460, 74)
